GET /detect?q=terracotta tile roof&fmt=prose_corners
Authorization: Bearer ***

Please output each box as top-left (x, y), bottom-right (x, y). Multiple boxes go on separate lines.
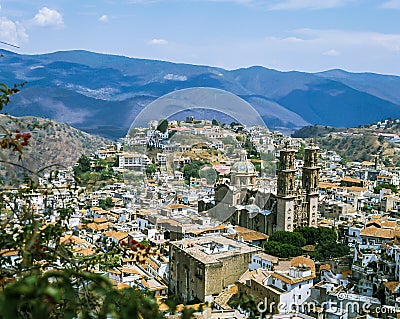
top-left (93, 217), bottom-right (108, 223)
top-left (162, 204), bottom-right (190, 210)
top-left (60, 235), bottom-right (87, 245)
top-left (116, 283), bottom-right (130, 290)
top-left (146, 258), bottom-right (160, 271)
top-left (0, 249), bottom-right (18, 257)
top-left (360, 226), bottom-right (396, 239)
top-left (346, 186), bottom-right (367, 192)
top-left (74, 247), bottom-right (96, 256)
top-left (271, 272), bottom-right (315, 285)
top-left (366, 219), bottom-right (397, 229)
top-left (319, 264), bottom-right (331, 272)
top-left (384, 281), bottom-right (400, 293)
top-left (186, 225), bottom-right (227, 236)
top-left (85, 222), bottom-right (110, 231)
top-left (341, 270), bottom-right (352, 280)
top-left (104, 231), bottom-right (129, 241)
top-left (342, 176), bottom-right (362, 183)
top-left (227, 285), bottom-right (238, 294)
top-left (291, 256), bottom-right (316, 274)
top-left (362, 161), bottom-right (375, 166)
top-left (141, 278), bottom-right (167, 291)
top-left (274, 260), bottom-right (292, 271)
top-left (228, 226), bottom-right (269, 241)
top-left (318, 182), bottom-right (340, 189)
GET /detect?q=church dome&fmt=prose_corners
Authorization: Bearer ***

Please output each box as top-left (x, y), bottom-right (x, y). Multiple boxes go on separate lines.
top-left (231, 150), bottom-right (255, 174)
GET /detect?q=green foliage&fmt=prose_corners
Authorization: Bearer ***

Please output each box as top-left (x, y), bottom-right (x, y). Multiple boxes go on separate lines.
top-left (156, 119), bottom-right (168, 133)
top-left (317, 227), bottom-right (338, 243)
top-left (374, 182), bottom-right (398, 194)
top-left (373, 284), bottom-right (386, 304)
top-left (0, 270), bottom-right (163, 319)
top-left (310, 240), bottom-right (350, 260)
top-left (74, 154), bottom-right (91, 175)
top-left (263, 241), bottom-right (302, 258)
top-left (294, 227), bottom-right (320, 245)
top-left (295, 226), bottom-right (337, 246)
top-left (0, 82), bottom-right (26, 111)
top-left (183, 160), bottom-right (205, 181)
top-left (99, 197), bottom-right (114, 210)
top-left (292, 125), bottom-right (338, 138)
top-left (221, 136), bottom-right (236, 145)
top-left (268, 230), bottom-right (306, 247)
top-left (265, 227), bottom-right (347, 261)
top-left (295, 143), bottom-right (305, 160)
top-left (74, 156), bottom-right (119, 187)
top-left (244, 137), bottom-right (259, 158)
top-left (140, 240), bottom-right (150, 247)
top-left (199, 166), bottom-right (218, 185)
top-left (146, 163), bottom-right (158, 176)
top-left (229, 294), bottom-right (261, 319)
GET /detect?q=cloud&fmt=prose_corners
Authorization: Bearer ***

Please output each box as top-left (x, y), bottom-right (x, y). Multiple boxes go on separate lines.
top-left (164, 74), bottom-right (187, 81)
top-left (267, 0), bottom-right (352, 10)
top-left (380, 0), bottom-right (400, 9)
top-left (33, 7), bottom-right (63, 27)
top-left (323, 49), bottom-right (340, 56)
top-left (128, 0), bottom-right (356, 9)
top-left (99, 15), bottom-right (109, 23)
top-left (291, 28), bottom-right (400, 52)
top-left (149, 38), bottom-right (168, 45)
top-left (0, 17), bottom-right (28, 46)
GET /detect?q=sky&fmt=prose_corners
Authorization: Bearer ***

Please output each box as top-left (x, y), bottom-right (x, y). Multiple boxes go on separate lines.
top-left (0, 0), bottom-right (400, 75)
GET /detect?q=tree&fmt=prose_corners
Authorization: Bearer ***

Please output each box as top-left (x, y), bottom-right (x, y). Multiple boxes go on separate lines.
top-left (156, 119), bottom-right (168, 133)
top-left (311, 240), bottom-right (350, 260)
top-left (99, 197), bottom-right (115, 210)
top-left (295, 143), bottom-right (305, 160)
top-left (74, 154), bottom-right (91, 175)
top-left (146, 163), bottom-right (158, 176)
top-left (268, 230), bottom-right (306, 247)
top-left (295, 227), bottom-right (320, 245)
top-left (263, 241), bottom-right (302, 258)
top-left (183, 160), bottom-right (204, 181)
top-left (374, 182), bottom-right (398, 194)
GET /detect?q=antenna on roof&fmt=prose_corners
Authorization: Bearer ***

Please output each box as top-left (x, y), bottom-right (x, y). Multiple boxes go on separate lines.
top-left (0, 40), bottom-right (20, 49)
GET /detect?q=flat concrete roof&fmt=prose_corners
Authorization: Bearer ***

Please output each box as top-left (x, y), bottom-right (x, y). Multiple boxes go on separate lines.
top-left (170, 235), bottom-right (261, 264)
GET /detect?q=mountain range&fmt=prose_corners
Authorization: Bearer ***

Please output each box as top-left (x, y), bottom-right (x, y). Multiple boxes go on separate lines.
top-left (1, 49), bottom-right (400, 139)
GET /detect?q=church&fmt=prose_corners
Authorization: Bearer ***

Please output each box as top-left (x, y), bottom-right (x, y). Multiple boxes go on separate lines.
top-left (207, 143), bottom-right (319, 235)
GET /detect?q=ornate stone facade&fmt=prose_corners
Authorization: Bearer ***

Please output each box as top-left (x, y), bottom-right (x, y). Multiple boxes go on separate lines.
top-left (211, 144), bottom-right (319, 234)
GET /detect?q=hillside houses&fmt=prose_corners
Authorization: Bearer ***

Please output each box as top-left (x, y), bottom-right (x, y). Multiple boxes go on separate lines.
top-left (7, 118), bottom-right (400, 318)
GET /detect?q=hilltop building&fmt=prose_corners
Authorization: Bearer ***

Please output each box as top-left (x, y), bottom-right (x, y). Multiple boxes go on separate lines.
top-left (210, 143), bottom-right (320, 234)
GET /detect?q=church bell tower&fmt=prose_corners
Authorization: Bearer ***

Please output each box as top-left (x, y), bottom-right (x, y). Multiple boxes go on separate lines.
top-left (276, 142), bottom-right (297, 231)
top-left (302, 144), bottom-right (319, 227)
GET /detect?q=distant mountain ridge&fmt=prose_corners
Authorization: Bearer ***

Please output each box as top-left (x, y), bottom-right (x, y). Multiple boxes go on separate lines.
top-left (1, 49), bottom-right (400, 138)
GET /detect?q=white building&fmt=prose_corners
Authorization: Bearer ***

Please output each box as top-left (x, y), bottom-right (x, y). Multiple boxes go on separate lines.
top-left (118, 152), bottom-right (150, 171)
